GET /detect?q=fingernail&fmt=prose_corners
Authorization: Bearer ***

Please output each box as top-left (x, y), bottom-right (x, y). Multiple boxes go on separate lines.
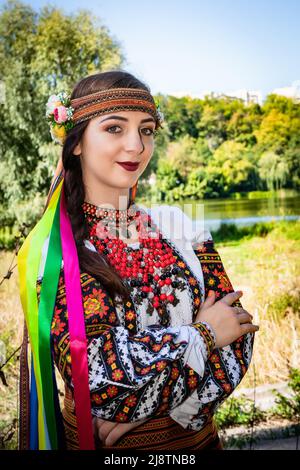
top-left (208, 290), bottom-right (214, 296)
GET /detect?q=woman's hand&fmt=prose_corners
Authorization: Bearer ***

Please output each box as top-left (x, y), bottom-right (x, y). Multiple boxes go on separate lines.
top-left (194, 290), bottom-right (259, 349)
top-left (93, 417), bottom-right (148, 447)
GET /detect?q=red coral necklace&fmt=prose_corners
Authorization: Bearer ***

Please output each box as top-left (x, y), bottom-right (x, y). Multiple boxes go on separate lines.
top-left (82, 201), bottom-right (186, 324)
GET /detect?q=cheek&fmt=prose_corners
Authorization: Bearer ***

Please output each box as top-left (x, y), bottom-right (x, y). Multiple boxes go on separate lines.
top-left (83, 132), bottom-right (117, 171)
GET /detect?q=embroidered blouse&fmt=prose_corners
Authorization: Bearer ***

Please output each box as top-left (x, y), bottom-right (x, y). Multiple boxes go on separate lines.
top-left (36, 203), bottom-right (254, 431)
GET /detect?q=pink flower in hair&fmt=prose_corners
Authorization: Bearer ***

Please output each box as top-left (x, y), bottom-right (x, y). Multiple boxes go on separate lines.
top-left (54, 105), bottom-right (68, 123)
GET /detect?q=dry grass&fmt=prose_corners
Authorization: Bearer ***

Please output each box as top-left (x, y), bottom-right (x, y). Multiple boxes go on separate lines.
top-left (0, 249), bottom-right (23, 449)
top-left (218, 223), bottom-right (300, 389)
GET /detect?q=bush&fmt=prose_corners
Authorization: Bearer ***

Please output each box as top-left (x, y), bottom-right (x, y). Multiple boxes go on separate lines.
top-left (272, 367), bottom-right (300, 420)
top-left (215, 395), bottom-right (266, 429)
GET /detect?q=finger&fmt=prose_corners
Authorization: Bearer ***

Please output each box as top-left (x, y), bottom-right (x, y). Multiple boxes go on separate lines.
top-left (95, 418), bottom-right (105, 429)
top-left (206, 290), bottom-right (215, 299)
top-left (105, 419), bottom-right (148, 447)
top-left (104, 424), bottom-right (133, 447)
top-left (199, 290), bottom-right (216, 310)
top-left (234, 307), bottom-right (253, 319)
top-left (95, 418), bottom-right (107, 436)
top-left (221, 291), bottom-right (243, 306)
top-left (98, 421), bottom-right (118, 442)
top-left (240, 323), bottom-right (260, 334)
top-left (236, 312), bottom-right (253, 324)
top-left (205, 290), bottom-right (216, 303)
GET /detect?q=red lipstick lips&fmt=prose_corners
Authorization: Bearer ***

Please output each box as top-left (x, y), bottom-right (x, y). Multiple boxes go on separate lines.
top-left (117, 161), bottom-right (140, 172)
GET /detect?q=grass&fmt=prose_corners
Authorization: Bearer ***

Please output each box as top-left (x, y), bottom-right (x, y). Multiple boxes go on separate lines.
top-left (215, 395), bottom-right (267, 429)
top-left (216, 366), bottom-right (300, 449)
top-left (216, 221), bottom-right (300, 388)
top-left (0, 219), bottom-right (299, 449)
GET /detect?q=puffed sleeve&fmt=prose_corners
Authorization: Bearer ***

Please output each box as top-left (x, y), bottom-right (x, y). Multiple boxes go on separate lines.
top-left (36, 265), bottom-right (217, 423)
top-left (169, 230), bottom-right (255, 430)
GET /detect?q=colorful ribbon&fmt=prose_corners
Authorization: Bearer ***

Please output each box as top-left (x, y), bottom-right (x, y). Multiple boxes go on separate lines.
top-left (18, 180), bottom-right (62, 449)
top-left (17, 176), bottom-right (95, 449)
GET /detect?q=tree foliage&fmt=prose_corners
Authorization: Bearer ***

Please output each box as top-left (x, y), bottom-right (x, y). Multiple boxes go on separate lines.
top-left (0, 0), bottom-right (125, 223)
top-left (1, 0), bottom-right (299, 221)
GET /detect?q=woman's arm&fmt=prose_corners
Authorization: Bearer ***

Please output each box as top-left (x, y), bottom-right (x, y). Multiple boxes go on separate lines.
top-left (36, 270), bottom-right (216, 423)
top-left (169, 237), bottom-right (255, 430)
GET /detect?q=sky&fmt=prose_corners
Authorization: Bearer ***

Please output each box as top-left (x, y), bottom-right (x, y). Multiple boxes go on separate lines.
top-left (2, 0), bottom-right (300, 99)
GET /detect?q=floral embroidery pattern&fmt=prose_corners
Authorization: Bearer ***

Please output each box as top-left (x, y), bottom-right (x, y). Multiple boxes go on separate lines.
top-left (83, 289), bottom-right (109, 319)
top-left (37, 256), bottom-right (210, 422)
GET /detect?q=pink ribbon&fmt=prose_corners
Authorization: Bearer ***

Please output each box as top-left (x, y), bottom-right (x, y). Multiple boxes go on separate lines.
top-left (60, 181), bottom-right (95, 449)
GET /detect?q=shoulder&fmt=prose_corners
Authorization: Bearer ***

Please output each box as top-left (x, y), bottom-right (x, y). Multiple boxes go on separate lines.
top-left (145, 204), bottom-right (213, 244)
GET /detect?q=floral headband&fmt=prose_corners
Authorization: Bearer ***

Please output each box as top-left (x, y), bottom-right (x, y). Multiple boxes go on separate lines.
top-left (46, 88), bottom-right (164, 145)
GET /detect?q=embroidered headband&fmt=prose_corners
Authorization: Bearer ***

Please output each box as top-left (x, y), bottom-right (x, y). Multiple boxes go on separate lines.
top-left (46, 87), bottom-right (164, 145)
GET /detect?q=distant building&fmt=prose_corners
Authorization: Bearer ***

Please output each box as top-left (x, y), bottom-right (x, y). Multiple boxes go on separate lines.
top-left (171, 91), bottom-right (202, 99)
top-left (171, 89), bottom-right (263, 105)
top-left (272, 80), bottom-right (300, 103)
top-left (213, 89), bottom-right (263, 106)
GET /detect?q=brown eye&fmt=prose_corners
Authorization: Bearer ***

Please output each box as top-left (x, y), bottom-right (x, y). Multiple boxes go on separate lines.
top-left (105, 126), bottom-right (155, 136)
top-left (106, 125), bottom-right (121, 133)
top-left (142, 128), bottom-right (155, 136)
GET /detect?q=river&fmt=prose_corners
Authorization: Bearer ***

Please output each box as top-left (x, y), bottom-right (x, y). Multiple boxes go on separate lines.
top-left (176, 193), bottom-right (300, 231)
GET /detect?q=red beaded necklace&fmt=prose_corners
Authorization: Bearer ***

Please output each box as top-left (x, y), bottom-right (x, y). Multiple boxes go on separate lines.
top-left (82, 201), bottom-right (186, 323)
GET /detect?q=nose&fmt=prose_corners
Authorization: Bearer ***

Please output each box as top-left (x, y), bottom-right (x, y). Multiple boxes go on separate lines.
top-left (124, 130), bottom-right (144, 155)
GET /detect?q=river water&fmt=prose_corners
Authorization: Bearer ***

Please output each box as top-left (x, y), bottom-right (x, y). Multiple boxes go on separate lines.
top-left (176, 194), bottom-right (300, 231)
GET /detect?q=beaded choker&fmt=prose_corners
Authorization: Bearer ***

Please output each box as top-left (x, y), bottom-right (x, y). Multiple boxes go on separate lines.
top-left (82, 200), bottom-right (143, 240)
top-left (82, 200), bottom-right (137, 224)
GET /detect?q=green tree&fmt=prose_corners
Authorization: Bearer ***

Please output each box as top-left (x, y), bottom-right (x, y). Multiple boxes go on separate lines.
top-left (258, 151), bottom-right (290, 191)
top-left (254, 109), bottom-right (293, 154)
top-left (262, 93), bottom-right (300, 118)
top-left (284, 144), bottom-right (300, 190)
top-left (211, 140), bottom-right (258, 193)
top-left (162, 95), bottom-right (199, 141)
top-left (197, 96), bottom-right (245, 151)
top-left (165, 135), bottom-right (200, 180)
top-left (153, 159), bottom-right (184, 202)
top-left (184, 166), bottom-right (227, 199)
top-left (0, 0), bottom-right (125, 222)
top-left (184, 168), bottom-right (207, 199)
top-left (227, 105), bottom-right (262, 146)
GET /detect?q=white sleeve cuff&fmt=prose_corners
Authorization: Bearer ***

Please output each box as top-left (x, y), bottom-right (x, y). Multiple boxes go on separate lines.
top-left (173, 324), bottom-right (211, 377)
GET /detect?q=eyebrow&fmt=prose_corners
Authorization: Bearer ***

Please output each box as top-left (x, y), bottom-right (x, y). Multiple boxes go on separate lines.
top-left (99, 115), bottom-right (156, 124)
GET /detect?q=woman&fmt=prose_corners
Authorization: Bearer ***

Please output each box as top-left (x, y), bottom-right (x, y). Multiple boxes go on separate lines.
top-left (17, 70), bottom-right (258, 451)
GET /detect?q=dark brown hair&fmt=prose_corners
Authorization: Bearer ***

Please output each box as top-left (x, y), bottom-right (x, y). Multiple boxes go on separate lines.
top-left (62, 70), bottom-right (154, 299)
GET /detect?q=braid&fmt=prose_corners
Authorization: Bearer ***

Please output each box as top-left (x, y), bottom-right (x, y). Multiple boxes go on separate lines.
top-left (63, 149), bottom-right (128, 300)
top-left (64, 158), bottom-right (87, 246)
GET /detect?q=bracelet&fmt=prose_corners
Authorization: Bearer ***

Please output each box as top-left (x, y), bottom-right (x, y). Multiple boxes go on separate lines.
top-left (191, 321), bottom-right (216, 356)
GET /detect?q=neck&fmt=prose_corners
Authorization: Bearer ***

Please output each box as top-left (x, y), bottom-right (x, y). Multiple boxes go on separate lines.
top-left (83, 180), bottom-right (131, 211)
top-left (85, 192), bottom-right (130, 211)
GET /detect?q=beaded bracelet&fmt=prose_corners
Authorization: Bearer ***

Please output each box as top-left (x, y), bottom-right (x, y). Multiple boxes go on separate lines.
top-left (191, 321), bottom-right (216, 356)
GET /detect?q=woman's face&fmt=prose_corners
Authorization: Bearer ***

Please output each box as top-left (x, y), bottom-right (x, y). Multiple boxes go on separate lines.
top-left (73, 110), bottom-right (156, 195)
